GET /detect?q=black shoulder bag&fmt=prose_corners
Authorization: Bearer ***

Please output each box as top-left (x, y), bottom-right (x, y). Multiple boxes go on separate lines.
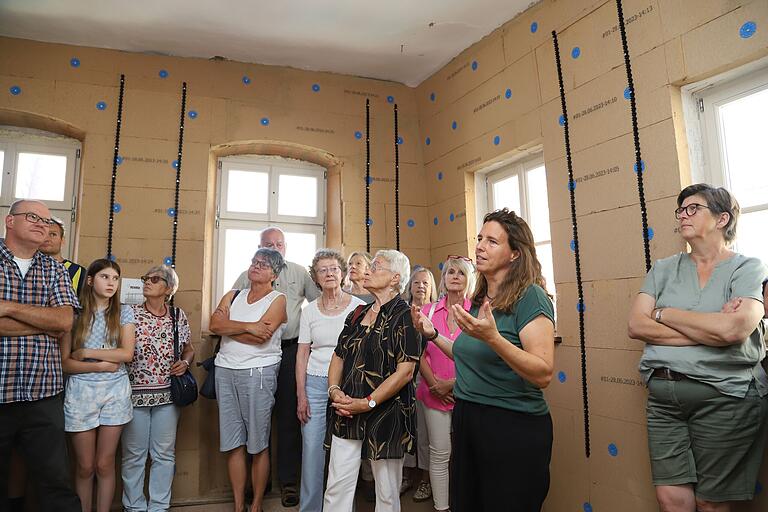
top-left (169, 306), bottom-right (198, 406)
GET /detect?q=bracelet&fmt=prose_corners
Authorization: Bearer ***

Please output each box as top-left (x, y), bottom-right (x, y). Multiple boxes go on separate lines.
top-left (654, 308), bottom-right (664, 323)
top-left (327, 385), bottom-right (341, 398)
top-left (425, 329), bottom-right (439, 341)
top-left (181, 360), bottom-right (190, 368)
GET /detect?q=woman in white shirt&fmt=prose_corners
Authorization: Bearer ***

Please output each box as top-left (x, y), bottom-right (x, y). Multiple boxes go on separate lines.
top-left (209, 248), bottom-right (288, 512)
top-left (296, 249), bottom-right (365, 512)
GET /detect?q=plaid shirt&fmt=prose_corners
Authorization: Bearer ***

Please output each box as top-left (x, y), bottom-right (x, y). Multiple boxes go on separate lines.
top-left (0, 240), bottom-right (80, 403)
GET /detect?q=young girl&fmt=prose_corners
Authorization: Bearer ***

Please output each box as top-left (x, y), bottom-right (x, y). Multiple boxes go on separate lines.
top-left (61, 259), bottom-right (136, 512)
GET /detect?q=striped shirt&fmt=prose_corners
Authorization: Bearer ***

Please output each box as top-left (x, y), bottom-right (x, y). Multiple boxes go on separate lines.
top-left (0, 240), bottom-right (80, 403)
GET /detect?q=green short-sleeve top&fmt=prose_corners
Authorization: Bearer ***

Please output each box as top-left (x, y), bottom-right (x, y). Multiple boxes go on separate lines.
top-left (453, 284), bottom-right (555, 415)
top-left (638, 252), bottom-right (768, 398)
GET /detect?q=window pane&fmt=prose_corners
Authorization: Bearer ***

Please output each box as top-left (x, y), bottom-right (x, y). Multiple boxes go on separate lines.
top-left (284, 231), bottom-right (318, 270)
top-left (527, 165), bottom-right (551, 242)
top-left (223, 228), bottom-right (263, 297)
top-left (0, 150), bottom-right (4, 195)
top-left (536, 242), bottom-right (555, 297)
top-left (492, 174), bottom-right (521, 214)
top-left (718, 87), bottom-right (768, 209)
top-left (278, 174), bottom-right (318, 217)
top-left (735, 210), bottom-right (768, 260)
top-left (227, 170), bottom-right (269, 214)
top-left (15, 152), bottom-right (67, 201)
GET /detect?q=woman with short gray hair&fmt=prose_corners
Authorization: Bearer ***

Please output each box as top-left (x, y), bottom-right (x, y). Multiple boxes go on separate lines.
top-left (628, 183), bottom-right (768, 511)
top-left (210, 248), bottom-right (288, 512)
top-left (323, 249), bottom-right (423, 512)
top-left (122, 265), bottom-right (193, 511)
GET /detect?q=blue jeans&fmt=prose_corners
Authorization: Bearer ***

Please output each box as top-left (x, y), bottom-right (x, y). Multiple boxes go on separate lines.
top-left (121, 404), bottom-right (180, 512)
top-left (300, 374), bottom-right (329, 512)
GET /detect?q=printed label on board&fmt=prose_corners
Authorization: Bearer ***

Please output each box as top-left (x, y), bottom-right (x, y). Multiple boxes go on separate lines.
top-left (447, 62), bottom-right (470, 81)
top-left (574, 165), bottom-right (620, 184)
top-left (296, 126), bottom-right (336, 135)
top-left (602, 4), bottom-right (654, 38)
top-left (457, 157), bottom-right (482, 171)
top-left (122, 156), bottom-right (171, 164)
top-left (343, 89), bottom-right (380, 99)
top-left (572, 96), bottom-right (618, 121)
top-left (371, 177), bottom-right (395, 183)
top-left (473, 94), bottom-right (501, 114)
top-left (116, 257), bottom-right (154, 265)
top-left (153, 208), bottom-right (201, 216)
top-left (600, 375), bottom-right (645, 387)
top-left (455, 210), bottom-right (466, 219)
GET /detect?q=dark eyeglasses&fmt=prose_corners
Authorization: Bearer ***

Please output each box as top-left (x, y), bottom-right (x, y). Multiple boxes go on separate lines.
top-left (250, 260), bottom-right (271, 270)
top-left (11, 212), bottom-right (55, 226)
top-left (447, 255), bottom-right (473, 263)
top-left (141, 275), bottom-right (167, 284)
top-left (674, 203), bottom-right (710, 220)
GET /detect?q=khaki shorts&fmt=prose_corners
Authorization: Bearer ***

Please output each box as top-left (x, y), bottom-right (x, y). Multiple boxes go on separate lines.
top-left (646, 377), bottom-right (768, 502)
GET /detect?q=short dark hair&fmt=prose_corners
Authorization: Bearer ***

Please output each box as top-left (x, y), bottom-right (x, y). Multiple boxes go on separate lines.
top-left (677, 184), bottom-right (739, 243)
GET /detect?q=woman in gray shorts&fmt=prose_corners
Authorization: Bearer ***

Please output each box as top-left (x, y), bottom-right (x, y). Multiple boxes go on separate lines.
top-left (210, 248), bottom-right (288, 512)
top-left (628, 184), bottom-right (768, 512)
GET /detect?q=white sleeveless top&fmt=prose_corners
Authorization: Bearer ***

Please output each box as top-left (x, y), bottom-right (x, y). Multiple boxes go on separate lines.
top-left (215, 290), bottom-right (287, 369)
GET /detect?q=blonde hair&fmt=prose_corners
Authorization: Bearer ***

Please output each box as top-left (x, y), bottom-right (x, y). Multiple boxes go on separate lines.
top-left (72, 259), bottom-right (123, 350)
top-left (403, 265), bottom-right (437, 304)
top-left (438, 258), bottom-right (476, 298)
top-left (472, 209), bottom-right (548, 313)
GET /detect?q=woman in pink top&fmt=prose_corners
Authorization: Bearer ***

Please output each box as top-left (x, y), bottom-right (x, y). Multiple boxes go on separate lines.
top-left (417, 256), bottom-right (476, 512)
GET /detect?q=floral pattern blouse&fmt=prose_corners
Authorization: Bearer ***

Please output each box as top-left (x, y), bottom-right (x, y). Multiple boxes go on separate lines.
top-left (324, 295), bottom-right (423, 460)
top-left (127, 304), bottom-right (191, 407)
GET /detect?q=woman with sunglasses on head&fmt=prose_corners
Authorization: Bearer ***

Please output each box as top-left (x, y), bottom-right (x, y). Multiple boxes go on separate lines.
top-left (410, 209), bottom-right (555, 512)
top-left (628, 184), bottom-right (768, 512)
top-left (296, 250), bottom-right (365, 512)
top-left (210, 248), bottom-right (288, 512)
top-left (121, 265), bottom-right (193, 512)
top-left (323, 250), bottom-right (422, 512)
top-left (414, 256), bottom-right (476, 512)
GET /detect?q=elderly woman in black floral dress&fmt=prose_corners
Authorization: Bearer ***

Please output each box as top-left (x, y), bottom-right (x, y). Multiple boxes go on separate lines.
top-left (323, 249), bottom-right (422, 512)
top-left (121, 265), bottom-right (193, 512)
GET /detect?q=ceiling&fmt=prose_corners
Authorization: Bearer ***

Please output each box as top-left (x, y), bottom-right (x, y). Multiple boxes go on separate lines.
top-left (0, 0), bottom-right (534, 87)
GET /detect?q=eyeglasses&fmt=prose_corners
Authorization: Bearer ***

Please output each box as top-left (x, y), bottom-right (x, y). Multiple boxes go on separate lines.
top-left (447, 255), bottom-right (473, 263)
top-left (674, 203), bottom-right (710, 220)
top-left (11, 212), bottom-right (55, 226)
top-left (141, 275), bottom-right (168, 284)
top-left (250, 260), bottom-right (271, 270)
top-left (316, 266), bottom-right (341, 275)
top-left (370, 261), bottom-right (392, 273)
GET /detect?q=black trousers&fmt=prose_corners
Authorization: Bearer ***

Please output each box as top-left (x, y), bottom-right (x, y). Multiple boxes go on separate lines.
top-left (275, 339), bottom-right (302, 485)
top-left (0, 394), bottom-right (81, 512)
top-left (450, 399), bottom-right (553, 512)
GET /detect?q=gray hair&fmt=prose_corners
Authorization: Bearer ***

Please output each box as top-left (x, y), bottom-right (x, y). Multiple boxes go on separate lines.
top-left (309, 249), bottom-right (347, 287)
top-left (403, 265), bottom-right (438, 304)
top-left (677, 184), bottom-right (740, 244)
top-left (374, 250), bottom-right (411, 294)
top-left (145, 264), bottom-right (179, 299)
top-left (438, 258), bottom-right (476, 297)
top-left (253, 248), bottom-right (286, 280)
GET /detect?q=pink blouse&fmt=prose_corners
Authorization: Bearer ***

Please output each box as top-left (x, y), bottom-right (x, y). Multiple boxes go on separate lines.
top-left (416, 296), bottom-right (471, 412)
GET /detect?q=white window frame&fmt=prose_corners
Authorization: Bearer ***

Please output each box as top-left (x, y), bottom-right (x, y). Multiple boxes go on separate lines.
top-left (0, 128), bottom-right (81, 259)
top-left (213, 155), bottom-right (326, 306)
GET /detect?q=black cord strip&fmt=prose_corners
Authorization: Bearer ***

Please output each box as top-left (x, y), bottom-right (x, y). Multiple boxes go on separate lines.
top-left (106, 74), bottom-right (125, 260)
top-left (394, 104), bottom-right (400, 251)
top-left (616, 0), bottom-right (651, 272)
top-left (552, 30), bottom-right (591, 458)
top-left (170, 82), bottom-right (187, 307)
top-left (365, 99), bottom-right (371, 253)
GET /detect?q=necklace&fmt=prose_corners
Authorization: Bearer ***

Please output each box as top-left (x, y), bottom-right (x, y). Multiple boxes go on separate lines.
top-left (322, 294), bottom-right (341, 310)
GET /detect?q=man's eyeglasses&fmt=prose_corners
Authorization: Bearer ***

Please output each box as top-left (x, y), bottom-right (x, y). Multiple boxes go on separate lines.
top-left (674, 203), bottom-right (710, 220)
top-left (141, 275), bottom-right (168, 284)
top-left (11, 212), bottom-right (55, 226)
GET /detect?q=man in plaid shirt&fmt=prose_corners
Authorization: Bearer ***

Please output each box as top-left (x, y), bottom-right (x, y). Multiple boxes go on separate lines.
top-left (0, 199), bottom-right (81, 511)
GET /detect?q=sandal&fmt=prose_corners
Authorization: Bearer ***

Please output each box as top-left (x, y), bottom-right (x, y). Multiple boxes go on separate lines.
top-left (412, 480), bottom-right (432, 502)
top-left (281, 484), bottom-right (299, 507)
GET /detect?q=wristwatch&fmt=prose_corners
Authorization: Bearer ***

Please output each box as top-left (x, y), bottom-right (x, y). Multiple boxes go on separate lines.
top-left (366, 395), bottom-right (377, 409)
top-left (654, 308), bottom-right (663, 323)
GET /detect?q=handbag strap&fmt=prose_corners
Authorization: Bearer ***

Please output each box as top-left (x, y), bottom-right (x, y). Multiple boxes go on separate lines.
top-left (170, 305), bottom-right (180, 361)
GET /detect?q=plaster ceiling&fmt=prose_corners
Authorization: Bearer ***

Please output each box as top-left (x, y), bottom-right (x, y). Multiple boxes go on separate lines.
top-left (0, 0), bottom-right (534, 86)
